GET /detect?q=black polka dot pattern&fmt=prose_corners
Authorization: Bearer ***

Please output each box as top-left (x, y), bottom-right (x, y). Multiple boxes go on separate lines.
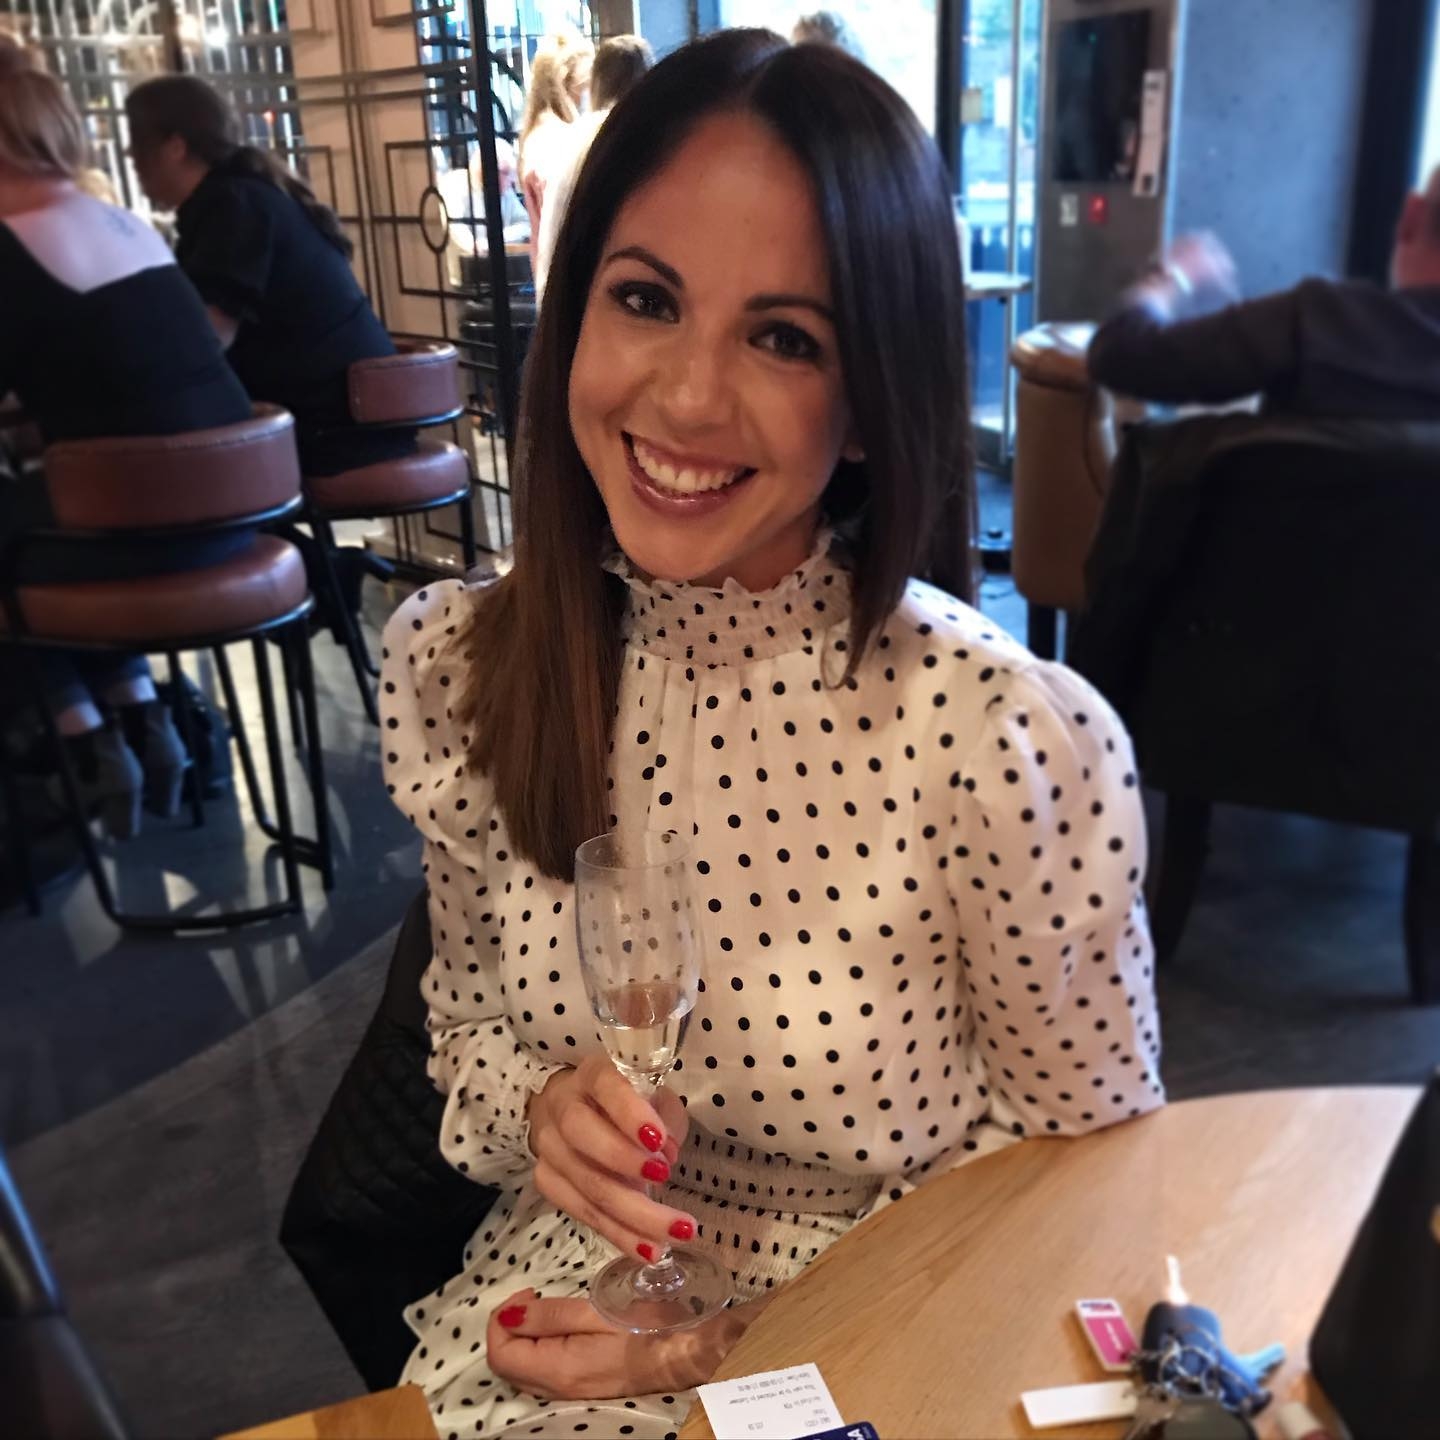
top-left (378, 533), bottom-right (1163, 1433)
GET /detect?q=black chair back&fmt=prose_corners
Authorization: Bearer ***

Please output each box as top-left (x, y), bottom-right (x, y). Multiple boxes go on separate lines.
top-left (1071, 415), bottom-right (1440, 996)
top-left (280, 892), bottom-right (497, 1389)
top-left (1123, 424), bottom-right (1440, 831)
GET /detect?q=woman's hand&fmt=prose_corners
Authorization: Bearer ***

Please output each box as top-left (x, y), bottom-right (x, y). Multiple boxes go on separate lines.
top-left (487, 1287), bottom-right (770, 1402)
top-left (526, 1053), bottom-right (693, 1260)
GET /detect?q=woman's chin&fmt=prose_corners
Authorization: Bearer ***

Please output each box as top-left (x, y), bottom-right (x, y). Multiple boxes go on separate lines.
top-left (607, 513), bottom-right (737, 588)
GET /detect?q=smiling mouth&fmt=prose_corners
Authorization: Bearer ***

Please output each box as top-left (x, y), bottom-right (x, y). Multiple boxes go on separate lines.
top-left (625, 433), bottom-right (756, 495)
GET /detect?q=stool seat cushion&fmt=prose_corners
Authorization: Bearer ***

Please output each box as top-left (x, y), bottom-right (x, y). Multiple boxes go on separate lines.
top-left (7, 535), bottom-right (307, 644)
top-left (306, 439), bottom-right (469, 516)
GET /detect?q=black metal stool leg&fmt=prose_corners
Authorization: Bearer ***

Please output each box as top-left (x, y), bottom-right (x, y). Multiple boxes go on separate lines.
top-left (252, 636), bottom-right (302, 914)
top-left (1027, 603), bottom-right (1058, 661)
top-left (25, 674), bottom-right (123, 926)
top-left (166, 652), bottom-right (205, 828)
top-left (214, 644), bottom-right (272, 831)
top-left (458, 484), bottom-right (477, 569)
top-left (289, 622), bottom-right (334, 891)
top-left (278, 630), bottom-right (305, 753)
top-left (310, 514), bottom-right (380, 725)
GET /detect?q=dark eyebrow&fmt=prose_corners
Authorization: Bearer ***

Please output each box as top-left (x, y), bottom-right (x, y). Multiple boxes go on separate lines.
top-left (745, 293), bottom-right (835, 324)
top-left (602, 244), bottom-right (683, 289)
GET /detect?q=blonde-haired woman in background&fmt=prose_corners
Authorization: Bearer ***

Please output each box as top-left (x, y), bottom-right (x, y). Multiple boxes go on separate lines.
top-left (517, 30), bottom-right (594, 273)
top-left (0, 41), bottom-right (250, 834)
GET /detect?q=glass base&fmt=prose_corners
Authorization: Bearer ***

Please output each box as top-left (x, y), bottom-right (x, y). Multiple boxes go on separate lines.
top-left (590, 1247), bottom-right (734, 1335)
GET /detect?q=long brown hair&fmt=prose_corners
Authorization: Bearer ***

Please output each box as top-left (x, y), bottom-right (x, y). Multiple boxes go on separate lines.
top-left (125, 75), bottom-right (353, 259)
top-left (463, 28), bottom-right (972, 881)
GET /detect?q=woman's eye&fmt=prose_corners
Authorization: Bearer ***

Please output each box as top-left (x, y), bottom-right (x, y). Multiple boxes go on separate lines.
top-left (608, 281), bottom-right (675, 322)
top-left (754, 322), bottom-right (821, 363)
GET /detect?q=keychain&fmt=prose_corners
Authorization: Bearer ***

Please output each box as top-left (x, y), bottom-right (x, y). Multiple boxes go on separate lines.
top-left (1121, 1258), bottom-right (1274, 1440)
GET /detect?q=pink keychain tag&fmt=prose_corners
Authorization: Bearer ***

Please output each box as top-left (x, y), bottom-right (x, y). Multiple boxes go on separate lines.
top-left (1075, 1298), bottom-right (1139, 1373)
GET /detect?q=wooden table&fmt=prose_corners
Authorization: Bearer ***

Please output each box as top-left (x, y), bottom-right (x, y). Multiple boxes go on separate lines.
top-left (220, 1384), bottom-right (438, 1440)
top-left (680, 1087), bottom-right (1413, 1439)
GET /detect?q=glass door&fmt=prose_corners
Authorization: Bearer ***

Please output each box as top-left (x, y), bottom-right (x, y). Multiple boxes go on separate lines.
top-left (958, 0), bottom-right (1040, 468)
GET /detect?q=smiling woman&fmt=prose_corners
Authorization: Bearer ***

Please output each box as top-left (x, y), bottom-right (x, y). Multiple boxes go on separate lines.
top-left (569, 118), bottom-right (865, 593)
top-left (377, 27), bottom-right (1162, 1440)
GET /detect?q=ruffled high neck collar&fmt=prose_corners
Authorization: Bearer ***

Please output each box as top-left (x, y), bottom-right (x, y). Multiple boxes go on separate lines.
top-left (603, 528), bottom-right (853, 666)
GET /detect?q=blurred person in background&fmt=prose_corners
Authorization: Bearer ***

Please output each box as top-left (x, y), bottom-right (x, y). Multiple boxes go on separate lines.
top-left (442, 133), bottom-right (527, 279)
top-left (125, 75), bottom-right (411, 634)
top-left (533, 33), bottom-right (653, 301)
top-left (124, 74), bottom-right (409, 477)
top-left (792, 8), bottom-right (866, 60)
top-left (1088, 177), bottom-right (1440, 418)
top-left (518, 30), bottom-right (594, 276)
top-left (0, 43), bottom-right (251, 835)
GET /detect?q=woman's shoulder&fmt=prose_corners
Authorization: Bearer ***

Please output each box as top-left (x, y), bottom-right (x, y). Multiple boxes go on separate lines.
top-left (879, 578), bottom-right (1030, 672)
top-left (875, 579), bottom-right (1130, 755)
top-left (379, 580), bottom-right (498, 830)
top-left (381, 578), bottom-right (482, 683)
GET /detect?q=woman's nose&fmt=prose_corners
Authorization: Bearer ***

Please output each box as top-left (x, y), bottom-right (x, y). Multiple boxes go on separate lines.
top-left (654, 335), bottom-right (736, 431)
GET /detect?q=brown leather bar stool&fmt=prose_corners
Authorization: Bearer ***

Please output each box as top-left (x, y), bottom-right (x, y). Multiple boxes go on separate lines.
top-left (304, 340), bottom-right (475, 724)
top-left (0, 406), bottom-right (333, 931)
top-left (1009, 322), bottom-right (1117, 659)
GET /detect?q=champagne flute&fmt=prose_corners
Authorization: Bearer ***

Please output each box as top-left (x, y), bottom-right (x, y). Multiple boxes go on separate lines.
top-left (574, 829), bottom-right (734, 1333)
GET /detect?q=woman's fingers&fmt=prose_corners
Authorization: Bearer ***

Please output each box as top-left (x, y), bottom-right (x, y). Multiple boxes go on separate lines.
top-left (653, 1086), bottom-right (690, 1148)
top-left (491, 1291), bottom-right (620, 1338)
top-left (578, 1053), bottom-right (671, 1154)
top-left (556, 1090), bottom-right (675, 1189)
top-left (534, 1143), bottom-right (693, 1257)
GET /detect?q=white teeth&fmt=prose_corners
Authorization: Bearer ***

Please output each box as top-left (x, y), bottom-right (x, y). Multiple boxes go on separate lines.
top-left (632, 436), bottom-right (744, 495)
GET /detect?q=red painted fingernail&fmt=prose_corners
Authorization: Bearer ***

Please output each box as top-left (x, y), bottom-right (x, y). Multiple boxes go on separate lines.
top-left (641, 1158), bottom-right (670, 1183)
top-left (638, 1124), bottom-right (663, 1152)
top-left (637, 1242), bottom-right (657, 1262)
top-left (668, 1218), bottom-right (695, 1241)
top-left (497, 1305), bottom-right (526, 1329)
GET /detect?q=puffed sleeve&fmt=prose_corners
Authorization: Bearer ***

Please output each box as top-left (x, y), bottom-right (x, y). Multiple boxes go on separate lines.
top-left (380, 583), bottom-right (564, 1186)
top-left (176, 179), bottom-right (274, 323)
top-left (949, 660), bottom-right (1165, 1139)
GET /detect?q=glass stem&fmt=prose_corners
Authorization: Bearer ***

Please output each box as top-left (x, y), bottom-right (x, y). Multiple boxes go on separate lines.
top-left (634, 1070), bottom-right (680, 1291)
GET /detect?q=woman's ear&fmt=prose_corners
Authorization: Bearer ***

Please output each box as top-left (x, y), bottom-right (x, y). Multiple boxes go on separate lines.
top-left (841, 436), bottom-right (866, 464)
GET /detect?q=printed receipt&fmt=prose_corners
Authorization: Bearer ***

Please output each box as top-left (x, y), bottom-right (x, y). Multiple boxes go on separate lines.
top-left (698, 1362), bottom-right (845, 1439)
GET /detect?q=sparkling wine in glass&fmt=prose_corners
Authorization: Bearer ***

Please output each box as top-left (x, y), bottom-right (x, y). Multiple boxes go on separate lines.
top-left (574, 829), bottom-right (733, 1334)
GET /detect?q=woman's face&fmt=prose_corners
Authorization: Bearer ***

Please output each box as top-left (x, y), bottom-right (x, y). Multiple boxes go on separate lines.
top-left (568, 110), bottom-right (860, 592)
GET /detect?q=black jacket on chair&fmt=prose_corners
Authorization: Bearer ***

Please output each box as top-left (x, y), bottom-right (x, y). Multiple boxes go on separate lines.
top-left (1069, 414), bottom-right (1440, 833)
top-left (0, 1152), bottom-right (129, 1440)
top-left (280, 892), bottom-right (498, 1391)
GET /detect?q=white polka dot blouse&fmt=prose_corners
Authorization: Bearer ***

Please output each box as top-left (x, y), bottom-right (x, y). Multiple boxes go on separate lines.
top-left (380, 531), bottom-right (1165, 1198)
